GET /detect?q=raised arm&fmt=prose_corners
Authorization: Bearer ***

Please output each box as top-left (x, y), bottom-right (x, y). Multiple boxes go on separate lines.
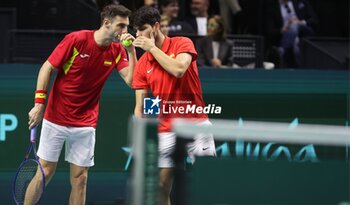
top-left (149, 47), bottom-right (192, 78)
top-left (133, 32), bottom-right (193, 78)
top-left (28, 60), bottom-right (55, 129)
top-left (118, 48), bottom-right (137, 86)
top-left (119, 34), bottom-right (137, 86)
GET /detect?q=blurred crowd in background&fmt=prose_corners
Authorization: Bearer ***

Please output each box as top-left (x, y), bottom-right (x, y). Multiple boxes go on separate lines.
top-left (0, 0), bottom-right (348, 69)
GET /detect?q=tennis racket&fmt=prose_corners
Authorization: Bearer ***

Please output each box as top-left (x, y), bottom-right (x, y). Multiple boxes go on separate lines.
top-left (12, 126), bottom-right (45, 205)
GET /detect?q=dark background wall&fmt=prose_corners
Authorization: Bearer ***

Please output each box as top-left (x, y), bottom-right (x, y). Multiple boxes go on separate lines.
top-left (0, 0), bottom-right (100, 30)
top-left (0, 0), bottom-right (349, 37)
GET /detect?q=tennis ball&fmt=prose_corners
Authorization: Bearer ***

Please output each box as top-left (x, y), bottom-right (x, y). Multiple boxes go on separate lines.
top-left (122, 39), bottom-right (132, 47)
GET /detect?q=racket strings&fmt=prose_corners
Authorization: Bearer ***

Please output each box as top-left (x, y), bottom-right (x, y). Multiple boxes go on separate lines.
top-left (14, 160), bottom-right (43, 204)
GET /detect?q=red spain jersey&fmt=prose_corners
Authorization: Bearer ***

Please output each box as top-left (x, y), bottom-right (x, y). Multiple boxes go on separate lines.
top-left (132, 36), bottom-right (208, 132)
top-left (45, 30), bottom-right (128, 128)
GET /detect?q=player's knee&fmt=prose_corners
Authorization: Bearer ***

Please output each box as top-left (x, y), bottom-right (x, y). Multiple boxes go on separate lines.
top-left (71, 173), bottom-right (88, 188)
top-left (39, 159), bottom-right (57, 180)
top-left (42, 165), bottom-right (56, 181)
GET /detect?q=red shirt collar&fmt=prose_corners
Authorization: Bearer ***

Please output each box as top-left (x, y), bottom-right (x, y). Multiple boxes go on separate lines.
top-left (147, 36), bottom-right (171, 62)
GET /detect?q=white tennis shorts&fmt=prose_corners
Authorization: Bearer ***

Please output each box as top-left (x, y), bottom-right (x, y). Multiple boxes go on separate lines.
top-left (158, 120), bottom-right (216, 168)
top-left (37, 119), bottom-right (96, 167)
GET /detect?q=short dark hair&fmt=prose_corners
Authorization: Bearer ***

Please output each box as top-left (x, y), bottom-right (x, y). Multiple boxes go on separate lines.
top-left (133, 6), bottom-right (161, 28)
top-left (100, 4), bottom-right (131, 22)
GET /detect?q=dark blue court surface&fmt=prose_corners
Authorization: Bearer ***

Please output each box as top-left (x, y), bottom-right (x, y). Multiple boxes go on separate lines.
top-left (0, 171), bottom-right (128, 205)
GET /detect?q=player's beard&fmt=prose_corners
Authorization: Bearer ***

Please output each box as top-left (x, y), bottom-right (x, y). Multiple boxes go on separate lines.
top-left (112, 37), bottom-right (119, 43)
top-left (112, 34), bottom-right (119, 42)
top-left (111, 31), bottom-right (120, 43)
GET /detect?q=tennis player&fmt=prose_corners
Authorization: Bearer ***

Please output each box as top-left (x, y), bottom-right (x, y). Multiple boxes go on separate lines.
top-left (26, 4), bottom-right (136, 205)
top-left (132, 6), bottom-right (216, 205)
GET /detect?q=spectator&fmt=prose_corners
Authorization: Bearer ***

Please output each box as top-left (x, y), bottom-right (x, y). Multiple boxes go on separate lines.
top-left (219, 0), bottom-right (242, 34)
top-left (159, 0), bottom-right (195, 35)
top-left (265, 0), bottom-right (318, 67)
top-left (187, 0), bottom-right (209, 36)
top-left (160, 15), bottom-right (170, 35)
top-left (196, 15), bottom-right (232, 68)
top-left (144, 0), bottom-right (158, 8)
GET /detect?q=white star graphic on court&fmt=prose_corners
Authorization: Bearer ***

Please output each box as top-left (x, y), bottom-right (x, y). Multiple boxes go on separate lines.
top-left (150, 96), bottom-right (161, 108)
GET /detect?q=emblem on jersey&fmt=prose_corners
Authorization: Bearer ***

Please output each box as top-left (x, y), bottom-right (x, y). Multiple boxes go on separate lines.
top-left (169, 53), bottom-right (175, 58)
top-left (104, 61), bottom-right (112, 66)
top-left (80, 54), bottom-right (90, 58)
top-left (143, 96), bottom-right (161, 116)
top-left (147, 67), bottom-right (154, 74)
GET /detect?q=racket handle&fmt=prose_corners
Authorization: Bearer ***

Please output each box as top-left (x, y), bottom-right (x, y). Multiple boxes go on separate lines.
top-left (30, 126), bottom-right (37, 142)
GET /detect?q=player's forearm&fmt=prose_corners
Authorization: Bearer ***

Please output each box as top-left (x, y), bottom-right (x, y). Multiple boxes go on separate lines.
top-left (29, 61), bottom-right (53, 128)
top-left (134, 101), bottom-right (143, 118)
top-left (134, 106), bottom-right (143, 118)
top-left (124, 48), bottom-right (137, 86)
top-left (149, 47), bottom-right (187, 78)
top-left (134, 89), bottom-right (147, 118)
